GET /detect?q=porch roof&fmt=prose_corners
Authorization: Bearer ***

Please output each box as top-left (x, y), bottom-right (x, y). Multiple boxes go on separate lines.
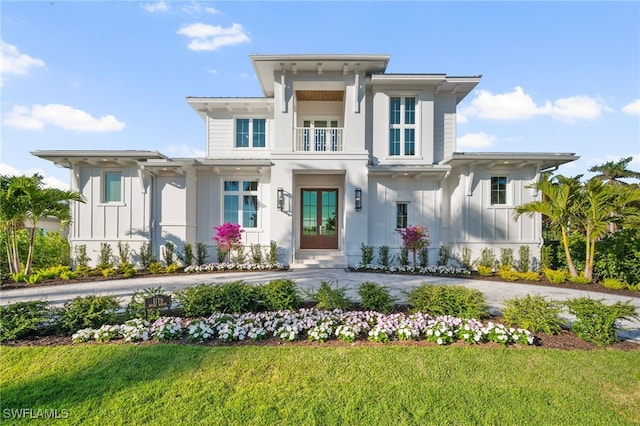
top-left (31, 150), bottom-right (168, 168)
top-left (441, 152), bottom-right (579, 171)
top-left (368, 164), bottom-right (451, 179)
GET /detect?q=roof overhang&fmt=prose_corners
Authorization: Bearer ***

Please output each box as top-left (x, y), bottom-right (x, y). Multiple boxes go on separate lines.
top-left (31, 150), bottom-right (168, 168)
top-left (250, 54), bottom-right (391, 97)
top-left (186, 97), bottom-right (274, 120)
top-left (441, 152), bottom-right (580, 171)
top-left (371, 74), bottom-right (482, 104)
top-left (368, 164), bottom-right (452, 180)
top-left (194, 158), bottom-right (272, 174)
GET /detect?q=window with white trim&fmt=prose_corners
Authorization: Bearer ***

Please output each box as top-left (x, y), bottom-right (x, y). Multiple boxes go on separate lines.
top-left (396, 202), bottom-right (408, 229)
top-left (223, 180), bottom-right (259, 228)
top-left (389, 96), bottom-right (416, 156)
top-left (235, 119), bottom-right (266, 148)
top-left (491, 176), bottom-right (507, 205)
top-left (103, 172), bottom-right (122, 203)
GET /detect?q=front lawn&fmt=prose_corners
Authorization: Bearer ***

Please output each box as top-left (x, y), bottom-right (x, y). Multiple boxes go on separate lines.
top-left (1, 345), bottom-right (639, 425)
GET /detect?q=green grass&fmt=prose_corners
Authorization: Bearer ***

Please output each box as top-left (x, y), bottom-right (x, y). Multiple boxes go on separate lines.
top-left (1, 345), bottom-right (639, 425)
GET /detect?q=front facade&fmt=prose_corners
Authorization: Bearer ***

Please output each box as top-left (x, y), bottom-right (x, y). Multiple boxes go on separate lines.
top-left (33, 54), bottom-right (578, 268)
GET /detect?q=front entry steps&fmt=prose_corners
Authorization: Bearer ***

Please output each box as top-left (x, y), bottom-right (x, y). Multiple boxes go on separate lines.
top-left (291, 250), bottom-right (347, 269)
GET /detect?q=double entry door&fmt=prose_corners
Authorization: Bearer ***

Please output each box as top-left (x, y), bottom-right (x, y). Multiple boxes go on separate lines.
top-left (300, 189), bottom-right (338, 249)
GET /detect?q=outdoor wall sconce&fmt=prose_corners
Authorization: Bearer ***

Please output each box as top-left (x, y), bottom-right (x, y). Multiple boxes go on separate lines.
top-left (355, 188), bottom-right (362, 211)
top-left (277, 188), bottom-right (285, 211)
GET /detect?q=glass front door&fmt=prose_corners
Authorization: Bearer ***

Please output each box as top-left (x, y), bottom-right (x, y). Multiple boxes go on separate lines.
top-left (300, 189), bottom-right (338, 249)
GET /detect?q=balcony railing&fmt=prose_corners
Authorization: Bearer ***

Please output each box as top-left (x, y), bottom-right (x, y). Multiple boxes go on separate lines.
top-left (295, 127), bottom-right (343, 152)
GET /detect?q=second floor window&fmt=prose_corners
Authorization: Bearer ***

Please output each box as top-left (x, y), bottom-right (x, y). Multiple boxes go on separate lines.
top-left (389, 96), bottom-right (416, 156)
top-left (235, 119), bottom-right (266, 148)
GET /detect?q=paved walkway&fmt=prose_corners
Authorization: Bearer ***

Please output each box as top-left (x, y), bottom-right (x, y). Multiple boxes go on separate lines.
top-left (2, 269), bottom-right (639, 342)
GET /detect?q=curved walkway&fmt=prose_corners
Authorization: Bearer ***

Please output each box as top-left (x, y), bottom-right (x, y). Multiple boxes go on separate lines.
top-left (2, 269), bottom-right (639, 343)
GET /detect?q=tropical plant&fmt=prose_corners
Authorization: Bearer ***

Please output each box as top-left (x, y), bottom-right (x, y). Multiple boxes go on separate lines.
top-left (588, 156), bottom-right (640, 186)
top-left (0, 174), bottom-right (84, 276)
top-left (514, 174), bottom-right (581, 277)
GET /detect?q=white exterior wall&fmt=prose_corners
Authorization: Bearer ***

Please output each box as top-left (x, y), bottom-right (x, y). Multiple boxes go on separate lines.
top-left (71, 165), bottom-right (151, 267)
top-left (434, 94), bottom-right (457, 163)
top-left (443, 165), bottom-right (542, 266)
top-left (366, 177), bottom-right (442, 264)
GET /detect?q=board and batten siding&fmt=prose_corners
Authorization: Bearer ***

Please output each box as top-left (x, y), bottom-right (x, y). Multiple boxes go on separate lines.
top-left (443, 165), bottom-right (542, 262)
top-left (71, 166), bottom-right (151, 267)
top-left (366, 177), bottom-right (441, 262)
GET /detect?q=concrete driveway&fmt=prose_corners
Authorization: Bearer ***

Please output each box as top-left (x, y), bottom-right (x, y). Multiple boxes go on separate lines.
top-left (2, 268), bottom-right (639, 342)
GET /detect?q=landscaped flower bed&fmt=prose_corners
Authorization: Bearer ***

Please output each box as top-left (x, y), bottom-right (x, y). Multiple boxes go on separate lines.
top-left (71, 308), bottom-right (535, 346)
top-left (350, 264), bottom-right (471, 277)
top-left (184, 262), bottom-right (289, 273)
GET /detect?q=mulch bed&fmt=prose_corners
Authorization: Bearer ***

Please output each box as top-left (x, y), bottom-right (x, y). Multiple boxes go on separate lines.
top-left (3, 329), bottom-right (638, 351)
top-left (2, 269), bottom-right (638, 351)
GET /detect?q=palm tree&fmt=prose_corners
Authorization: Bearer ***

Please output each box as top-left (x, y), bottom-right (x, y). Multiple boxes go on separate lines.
top-left (514, 174), bottom-right (580, 277)
top-left (0, 174), bottom-right (84, 276)
top-left (589, 156), bottom-right (640, 185)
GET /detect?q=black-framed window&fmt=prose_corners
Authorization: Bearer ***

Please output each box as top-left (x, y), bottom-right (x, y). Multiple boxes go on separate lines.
top-left (396, 202), bottom-right (408, 228)
top-left (491, 176), bottom-right (507, 205)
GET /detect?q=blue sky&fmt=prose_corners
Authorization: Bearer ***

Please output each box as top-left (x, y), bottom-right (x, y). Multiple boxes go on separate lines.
top-left (1, 1), bottom-right (639, 189)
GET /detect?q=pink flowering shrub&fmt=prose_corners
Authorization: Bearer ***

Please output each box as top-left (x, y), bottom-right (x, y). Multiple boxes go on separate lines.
top-left (397, 225), bottom-right (430, 267)
top-left (213, 223), bottom-right (244, 262)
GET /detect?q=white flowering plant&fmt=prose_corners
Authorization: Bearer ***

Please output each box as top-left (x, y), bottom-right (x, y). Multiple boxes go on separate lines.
top-left (67, 308), bottom-right (536, 347)
top-left (151, 317), bottom-right (184, 341)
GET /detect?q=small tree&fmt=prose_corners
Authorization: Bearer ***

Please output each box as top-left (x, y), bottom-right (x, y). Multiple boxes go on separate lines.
top-left (396, 225), bottom-right (430, 267)
top-left (213, 223), bottom-right (244, 263)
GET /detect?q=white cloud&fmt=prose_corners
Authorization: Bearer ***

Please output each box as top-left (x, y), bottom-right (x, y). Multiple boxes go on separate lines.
top-left (182, 3), bottom-right (219, 14)
top-left (542, 96), bottom-right (603, 121)
top-left (0, 163), bottom-right (69, 190)
top-left (461, 86), bottom-right (606, 122)
top-left (0, 40), bottom-right (46, 85)
top-left (208, 69), bottom-right (218, 75)
top-left (0, 162), bottom-right (21, 176)
top-left (177, 23), bottom-right (250, 51)
top-left (457, 132), bottom-right (496, 149)
top-left (164, 143), bottom-right (205, 158)
top-left (3, 104), bottom-right (126, 132)
top-left (457, 112), bottom-right (468, 124)
top-left (622, 99), bottom-right (640, 116)
top-left (143, 1), bottom-right (169, 13)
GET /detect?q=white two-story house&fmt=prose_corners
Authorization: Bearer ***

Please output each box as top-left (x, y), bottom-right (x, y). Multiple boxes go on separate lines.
top-left (33, 54), bottom-right (578, 268)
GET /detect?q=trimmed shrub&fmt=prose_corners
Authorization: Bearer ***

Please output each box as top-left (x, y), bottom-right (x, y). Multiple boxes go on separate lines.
top-left (360, 243), bottom-right (374, 265)
top-left (59, 295), bottom-right (121, 334)
top-left (477, 265), bottom-right (493, 276)
top-left (405, 284), bottom-right (487, 318)
top-left (258, 279), bottom-right (301, 311)
top-left (519, 271), bottom-right (541, 282)
top-left (175, 283), bottom-right (219, 317)
top-left (0, 301), bottom-right (55, 341)
top-left (543, 268), bottom-right (567, 284)
top-left (357, 281), bottom-right (395, 314)
top-left (175, 281), bottom-right (259, 316)
top-left (497, 267), bottom-right (520, 282)
top-left (309, 281), bottom-right (351, 310)
top-left (378, 245), bottom-right (391, 267)
top-left (502, 295), bottom-right (564, 334)
top-left (564, 297), bottom-right (638, 346)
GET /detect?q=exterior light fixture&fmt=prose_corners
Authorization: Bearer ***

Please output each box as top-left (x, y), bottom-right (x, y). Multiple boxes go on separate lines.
top-left (277, 188), bottom-right (285, 211)
top-left (355, 188), bottom-right (362, 211)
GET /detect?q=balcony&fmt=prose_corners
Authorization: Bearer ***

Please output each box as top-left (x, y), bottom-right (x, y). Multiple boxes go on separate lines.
top-left (295, 127), bottom-right (343, 152)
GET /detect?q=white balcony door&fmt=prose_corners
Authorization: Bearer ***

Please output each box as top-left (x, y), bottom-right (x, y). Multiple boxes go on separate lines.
top-left (303, 120), bottom-right (338, 152)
